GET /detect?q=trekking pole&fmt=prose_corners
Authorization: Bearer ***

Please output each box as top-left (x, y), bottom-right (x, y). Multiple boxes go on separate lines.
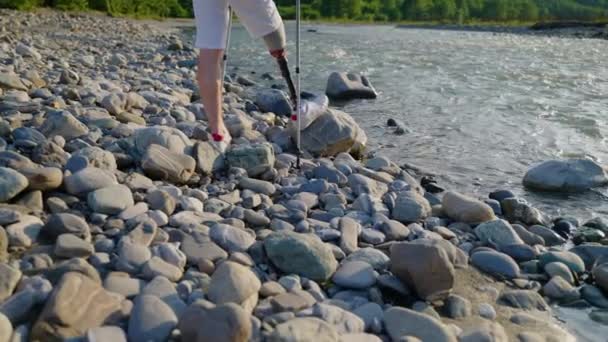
top-left (222, 6), bottom-right (233, 86)
top-left (295, 0), bottom-right (302, 169)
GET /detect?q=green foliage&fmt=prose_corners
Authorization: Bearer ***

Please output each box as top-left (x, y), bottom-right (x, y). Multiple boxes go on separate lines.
top-left (0, 0), bottom-right (43, 10)
top-left (1, 0), bottom-right (607, 22)
top-left (53, 0), bottom-right (89, 11)
top-left (104, 0), bottom-right (188, 18)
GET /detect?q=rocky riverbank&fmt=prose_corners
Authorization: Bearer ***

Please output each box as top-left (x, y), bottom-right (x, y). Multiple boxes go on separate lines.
top-left (0, 8), bottom-right (607, 342)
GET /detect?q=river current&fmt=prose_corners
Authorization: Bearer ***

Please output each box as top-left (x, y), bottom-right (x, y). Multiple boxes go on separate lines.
top-left (198, 23), bottom-right (608, 221)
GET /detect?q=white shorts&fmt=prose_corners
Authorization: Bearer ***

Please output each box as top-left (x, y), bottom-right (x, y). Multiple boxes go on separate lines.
top-left (193, 0), bottom-right (283, 49)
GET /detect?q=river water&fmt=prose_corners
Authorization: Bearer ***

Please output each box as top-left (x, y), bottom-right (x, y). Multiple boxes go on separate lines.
top-left (184, 24), bottom-right (608, 339)
top-left (195, 23), bottom-right (608, 221)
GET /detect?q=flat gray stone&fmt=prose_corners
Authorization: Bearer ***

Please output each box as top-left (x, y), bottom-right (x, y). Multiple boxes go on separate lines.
top-left (332, 261), bottom-right (376, 289)
top-left (0, 168), bottom-right (28, 202)
top-left (474, 219), bottom-right (524, 246)
top-left (64, 167), bottom-right (117, 195)
top-left (384, 307), bottom-right (457, 342)
top-left (87, 326), bottom-right (127, 342)
top-left (54, 234), bottom-right (94, 258)
top-left (209, 224), bottom-right (255, 253)
top-left (264, 231), bottom-right (338, 281)
top-left (128, 295), bottom-right (177, 342)
top-left (268, 317), bottom-right (339, 342)
top-left (88, 185), bottom-right (134, 215)
top-left (471, 251), bottom-right (520, 279)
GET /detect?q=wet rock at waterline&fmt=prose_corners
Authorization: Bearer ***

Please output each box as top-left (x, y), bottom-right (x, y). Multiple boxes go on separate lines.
top-left (523, 159), bottom-right (608, 192)
top-left (325, 72), bottom-right (378, 101)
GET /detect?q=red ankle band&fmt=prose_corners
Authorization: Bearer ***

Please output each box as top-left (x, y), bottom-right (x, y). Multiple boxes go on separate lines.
top-left (212, 133), bottom-right (223, 142)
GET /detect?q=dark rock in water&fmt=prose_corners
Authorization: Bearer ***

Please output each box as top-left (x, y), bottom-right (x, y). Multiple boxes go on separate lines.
top-left (390, 241), bottom-right (455, 301)
top-left (471, 250), bottom-right (520, 279)
top-left (484, 199), bottom-right (502, 216)
top-left (593, 263), bottom-right (608, 293)
top-left (583, 217), bottom-right (608, 233)
top-left (553, 220), bottom-right (575, 239)
top-left (498, 290), bottom-right (550, 311)
top-left (501, 197), bottom-right (547, 226)
top-left (387, 118), bottom-right (398, 127)
top-left (255, 89), bottom-right (292, 116)
top-left (421, 176), bottom-right (444, 193)
top-left (524, 159), bottom-right (608, 193)
top-left (573, 227), bottom-right (605, 245)
top-left (581, 284), bottom-right (608, 308)
top-left (589, 309), bottom-right (608, 325)
top-left (571, 245), bottom-right (608, 270)
top-left (326, 72), bottom-right (377, 101)
top-left (489, 190), bottom-right (515, 202)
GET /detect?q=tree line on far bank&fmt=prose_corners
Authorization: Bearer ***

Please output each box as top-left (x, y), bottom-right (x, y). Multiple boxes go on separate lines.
top-left (1, 0), bottom-right (607, 22)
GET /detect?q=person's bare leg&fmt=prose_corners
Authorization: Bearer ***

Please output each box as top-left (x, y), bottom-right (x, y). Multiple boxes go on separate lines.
top-left (197, 48), bottom-right (228, 141)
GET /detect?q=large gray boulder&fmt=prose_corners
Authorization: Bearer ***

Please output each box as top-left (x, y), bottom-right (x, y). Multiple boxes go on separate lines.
top-left (134, 126), bottom-right (193, 155)
top-left (442, 191), bottom-right (495, 224)
top-left (226, 143), bottom-right (275, 178)
top-left (39, 110), bottom-right (89, 141)
top-left (128, 295), bottom-right (177, 342)
top-left (31, 273), bottom-right (125, 341)
top-left (474, 219), bottom-right (524, 246)
top-left (255, 89), bottom-right (292, 116)
top-left (141, 144), bottom-right (195, 184)
top-left (178, 302), bottom-right (252, 342)
top-left (523, 159), bottom-right (608, 192)
top-left (391, 191), bottom-right (431, 223)
top-left (325, 72), bottom-right (377, 101)
top-left (390, 241), bottom-right (455, 301)
top-left (0, 167), bottom-right (28, 202)
top-left (264, 231), bottom-right (338, 281)
top-left (193, 141), bottom-right (225, 175)
top-left (0, 72), bottom-right (27, 91)
top-left (295, 109), bottom-right (367, 158)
